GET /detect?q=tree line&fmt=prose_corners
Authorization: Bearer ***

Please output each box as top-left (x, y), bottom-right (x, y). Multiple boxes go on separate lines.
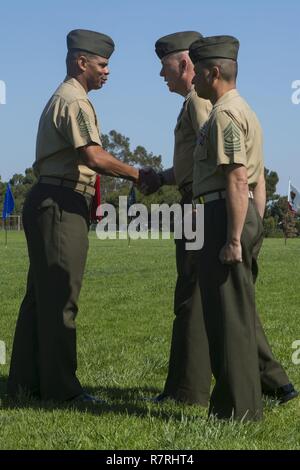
top-left (0, 130), bottom-right (299, 237)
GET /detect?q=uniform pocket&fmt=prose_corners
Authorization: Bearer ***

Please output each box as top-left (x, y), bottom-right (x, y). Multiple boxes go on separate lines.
top-left (37, 197), bottom-right (56, 210)
top-left (242, 202), bottom-right (263, 251)
top-left (36, 197), bottom-right (61, 226)
top-left (252, 201), bottom-right (264, 233)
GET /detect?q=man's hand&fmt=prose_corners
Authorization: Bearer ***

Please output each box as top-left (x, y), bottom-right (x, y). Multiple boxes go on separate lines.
top-left (138, 167), bottom-right (162, 195)
top-left (219, 240), bottom-right (242, 264)
top-left (219, 163), bottom-right (248, 265)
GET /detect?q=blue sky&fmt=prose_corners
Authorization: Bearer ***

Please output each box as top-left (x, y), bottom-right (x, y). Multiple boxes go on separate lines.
top-left (0, 0), bottom-right (299, 195)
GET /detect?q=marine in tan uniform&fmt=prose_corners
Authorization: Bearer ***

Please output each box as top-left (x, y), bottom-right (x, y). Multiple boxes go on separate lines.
top-left (142, 32), bottom-right (297, 408)
top-left (139, 31), bottom-right (212, 405)
top-left (7, 29), bottom-right (154, 403)
top-left (189, 35), bottom-right (298, 420)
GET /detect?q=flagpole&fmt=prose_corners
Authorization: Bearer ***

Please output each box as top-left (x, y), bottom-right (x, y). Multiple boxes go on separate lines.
top-left (127, 216), bottom-right (131, 247)
top-left (2, 183), bottom-right (15, 247)
top-left (285, 178), bottom-right (291, 246)
top-left (285, 179), bottom-right (290, 245)
top-left (4, 218), bottom-right (7, 248)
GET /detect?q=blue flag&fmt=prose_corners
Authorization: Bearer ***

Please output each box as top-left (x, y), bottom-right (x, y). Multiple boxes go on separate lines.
top-left (2, 183), bottom-right (15, 220)
top-left (127, 185), bottom-right (136, 209)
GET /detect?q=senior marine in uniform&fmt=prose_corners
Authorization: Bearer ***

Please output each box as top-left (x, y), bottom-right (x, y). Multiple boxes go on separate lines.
top-left (142, 31), bottom-right (212, 405)
top-left (7, 29), bottom-right (154, 403)
top-left (142, 32), bottom-right (298, 409)
top-left (189, 35), bottom-right (298, 420)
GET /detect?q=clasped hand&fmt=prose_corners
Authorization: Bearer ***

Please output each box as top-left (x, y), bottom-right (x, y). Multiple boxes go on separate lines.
top-left (137, 167), bottom-right (162, 195)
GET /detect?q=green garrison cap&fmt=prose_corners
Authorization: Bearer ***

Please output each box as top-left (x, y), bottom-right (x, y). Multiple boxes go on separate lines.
top-left (155, 31), bottom-right (203, 59)
top-left (67, 29), bottom-right (115, 59)
top-left (189, 35), bottom-right (239, 63)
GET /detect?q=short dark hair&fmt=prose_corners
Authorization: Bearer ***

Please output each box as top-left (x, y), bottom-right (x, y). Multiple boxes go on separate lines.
top-left (202, 58), bottom-right (238, 82)
top-left (66, 49), bottom-right (98, 74)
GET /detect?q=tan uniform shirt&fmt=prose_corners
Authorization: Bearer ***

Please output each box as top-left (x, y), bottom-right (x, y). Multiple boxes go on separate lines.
top-left (173, 87), bottom-right (211, 188)
top-left (193, 89), bottom-right (264, 197)
top-left (34, 77), bottom-right (102, 186)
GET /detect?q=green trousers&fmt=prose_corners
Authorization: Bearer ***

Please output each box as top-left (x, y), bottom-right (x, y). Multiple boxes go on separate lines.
top-left (163, 235), bottom-right (211, 405)
top-left (163, 196), bottom-right (289, 413)
top-left (197, 199), bottom-right (272, 420)
top-left (8, 183), bottom-right (91, 401)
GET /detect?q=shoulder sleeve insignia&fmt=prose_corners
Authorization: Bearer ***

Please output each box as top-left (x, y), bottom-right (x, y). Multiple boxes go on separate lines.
top-left (76, 108), bottom-right (92, 137)
top-left (223, 121), bottom-right (241, 154)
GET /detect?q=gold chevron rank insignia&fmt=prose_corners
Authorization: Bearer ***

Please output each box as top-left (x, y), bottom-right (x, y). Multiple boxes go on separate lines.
top-left (77, 108), bottom-right (92, 137)
top-left (223, 121), bottom-right (241, 155)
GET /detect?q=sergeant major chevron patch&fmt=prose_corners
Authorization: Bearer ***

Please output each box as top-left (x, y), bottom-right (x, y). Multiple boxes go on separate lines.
top-left (77, 108), bottom-right (92, 138)
top-left (223, 121), bottom-right (241, 155)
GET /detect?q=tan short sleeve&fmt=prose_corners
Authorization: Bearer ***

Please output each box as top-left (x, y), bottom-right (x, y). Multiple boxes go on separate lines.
top-left (211, 111), bottom-right (247, 167)
top-left (58, 99), bottom-right (102, 149)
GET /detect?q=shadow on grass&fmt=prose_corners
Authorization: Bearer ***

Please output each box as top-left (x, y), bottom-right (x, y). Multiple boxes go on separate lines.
top-left (0, 376), bottom-right (203, 423)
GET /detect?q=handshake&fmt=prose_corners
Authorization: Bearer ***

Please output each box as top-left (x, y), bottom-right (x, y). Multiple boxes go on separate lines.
top-left (137, 167), bottom-right (174, 195)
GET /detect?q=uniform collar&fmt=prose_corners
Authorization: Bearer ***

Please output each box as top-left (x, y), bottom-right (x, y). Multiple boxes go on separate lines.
top-left (176, 87), bottom-right (194, 123)
top-left (63, 76), bottom-right (88, 97)
top-left (184, 85), bottom-right (195, 103)
top-left (213, 88), bottom-right (239, 109)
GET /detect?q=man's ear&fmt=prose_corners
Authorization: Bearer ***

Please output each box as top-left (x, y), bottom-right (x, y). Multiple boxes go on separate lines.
top-left (180, 58), bottom-right (188, 74)
top-left (211, 65), bottom-right (220, 81)
top-left (77, 55), bottom-right (88, 72)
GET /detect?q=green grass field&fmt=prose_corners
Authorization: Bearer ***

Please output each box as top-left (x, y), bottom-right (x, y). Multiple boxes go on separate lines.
top-left (0, 232), bottom-right (299, 450)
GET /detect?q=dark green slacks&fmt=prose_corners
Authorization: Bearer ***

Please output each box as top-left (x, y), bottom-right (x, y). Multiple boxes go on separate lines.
top-left (163, 197), bottom-right (289, 412)
top-left (252, 235), bottom-right (289, 393)
top-left (163, 235), bottom-right (211, 405)
top-left (8, 183), bottom-right (90, 401)
top-left (198, 199), bottom-right (265, 420)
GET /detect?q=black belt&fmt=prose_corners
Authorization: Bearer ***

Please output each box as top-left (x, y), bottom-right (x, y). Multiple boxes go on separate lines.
top-left (194, 190), bottom-right (254, 204)
top-left (38, 176), bottom-right (95, 196)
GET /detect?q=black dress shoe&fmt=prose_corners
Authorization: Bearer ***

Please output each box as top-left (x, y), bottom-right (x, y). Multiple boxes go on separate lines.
top-left (265, 383), bottom-right (299, 404)
top-left (69, 392), bottom-right (107, 405)
top-left (147, 393), bottom-right (174, 404)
